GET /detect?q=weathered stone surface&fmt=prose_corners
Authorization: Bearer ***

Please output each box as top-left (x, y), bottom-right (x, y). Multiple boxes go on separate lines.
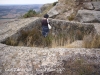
top-left (0, 17), bottom-right (40, 42)
top-left (0, 43), bottom-right (100, 75)
top-left (0, 17), bottom-right (97, 46)
top-left (47, 6), bottom-right (59, 18)
top-left (40, 3), bottom-right (52, 13)
top-left (47, 3), bottom-right (66, 18)
top-left (1, 18), bottom-right (95, 46)
top-left (83, 2), bottom-right (94, 10)
top-left (0, 17), bottom-right (100, 75)
top-left (75, 10), bottom-right (100, 23)
top-left (83, 1), bottom-right (100, 10)
top-left (92, 1), bottom-right (100, 11)
top-left (93, 23), bottom-right (100, 35)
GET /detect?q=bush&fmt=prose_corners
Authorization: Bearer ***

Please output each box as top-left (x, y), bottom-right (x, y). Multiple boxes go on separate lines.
top-left (67, 13), bottom-right (75, 21)
top-left (23, 9), bottom-right (37, 18)
top-left (53, 1), bottom-right (58, 6)
top-left (17, 28), bottom-right (53, 47)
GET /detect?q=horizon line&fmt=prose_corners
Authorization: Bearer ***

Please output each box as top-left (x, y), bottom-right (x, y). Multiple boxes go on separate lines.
top-left (0, 4), bottom-right (44, 5)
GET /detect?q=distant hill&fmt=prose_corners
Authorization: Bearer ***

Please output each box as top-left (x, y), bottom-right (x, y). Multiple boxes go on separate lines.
top-left (0, 4), bottom-right (43, 19)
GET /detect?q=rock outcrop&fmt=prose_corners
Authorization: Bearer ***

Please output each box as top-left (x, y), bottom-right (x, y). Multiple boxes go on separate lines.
top-left (0, 18), bottom-right (96, 47)
top-left (83, 2), bottom-right (94, 10)
top-left (47, 0), bottom-right (76, 20)
top-left (75, 10), bottom-right (100, 23)
top-left (0, 17), bottom-right (100, 75)
top-left (75, 1), bottom-right (100, 23)
top-left (42, 0), bottom-right (100, 23)
top-left (0, 43), bottom-right (100, 75)
top-left (40, 3), bottom-right (52, 13)
top-left (0, 0), bottom-right (100, 74)
top-left (92, 1), bottom-right (100, 11)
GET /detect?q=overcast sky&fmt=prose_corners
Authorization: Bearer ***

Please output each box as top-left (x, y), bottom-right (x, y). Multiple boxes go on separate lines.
top-left (0, 0), bottom-right (58, 5)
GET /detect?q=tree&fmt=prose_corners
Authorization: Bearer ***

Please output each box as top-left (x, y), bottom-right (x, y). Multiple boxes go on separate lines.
top-left (23, 9), bottom-right (37, 18)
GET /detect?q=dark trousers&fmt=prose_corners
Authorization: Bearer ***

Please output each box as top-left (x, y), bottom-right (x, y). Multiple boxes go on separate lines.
top-left (42, 26), bottom-right (49, 37)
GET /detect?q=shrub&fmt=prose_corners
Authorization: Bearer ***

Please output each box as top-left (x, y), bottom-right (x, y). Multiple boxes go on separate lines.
top-left (4, 37), bottom-right (18, 46)
top-left (67, 13), bottom-right (75, 21)
top-left (53, 1), bottom-right (58, 6)
top-left (23, 9), bottom-right (37, 18)
top-left (16, 28), bottom-right (53, 47)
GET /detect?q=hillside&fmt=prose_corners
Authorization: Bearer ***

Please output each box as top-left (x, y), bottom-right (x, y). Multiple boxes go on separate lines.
top-left (0, 4), bottom-right (43, 19)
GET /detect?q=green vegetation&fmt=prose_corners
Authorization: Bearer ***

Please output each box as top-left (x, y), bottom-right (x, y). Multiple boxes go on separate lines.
top-left (23, 9), bottom-right (37, 18)
top-left (67, 13), bottom-right (75, 21)
top-left (53, 1), bottom-right (58, 6)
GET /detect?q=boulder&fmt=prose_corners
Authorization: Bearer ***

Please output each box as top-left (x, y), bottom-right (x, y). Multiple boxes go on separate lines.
top-left (47, 6), bottom-right (59, 18)
top-left (75, 10), bottom-right (100, 23)
top-left (83, 2), bottom-right (94, 10)
top-left (40, 3), bottom-right (51, 13)
top-left (47, 3), bottom-right (65, 18)
top-left (92, 1), bottom-right (100, 11)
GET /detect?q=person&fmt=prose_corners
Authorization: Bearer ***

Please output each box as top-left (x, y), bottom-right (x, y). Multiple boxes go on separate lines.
top-left (41, 14), bottom-right (50, 37)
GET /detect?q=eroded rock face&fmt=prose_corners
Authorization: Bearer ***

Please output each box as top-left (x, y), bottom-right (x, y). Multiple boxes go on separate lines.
top-left (0, 17), bottom-right (41, 42)
top-left (83, 1), bottom-right (100, 10)
top-left (0, 44), bottom-right (100, 75)
top-left (0, 17), bottom-right (100, 75)
top-left (74, 1), bottom-right (100, 23)
top-left (47, 3), bottom-right (66, 18)
top-left (47, 5), bottom-right (59, 18)
top-left (1, 18), bottom-right (96, 47)
top-left (49, 0), bottom-right (100, 23)
top-left (83, 2), bottom-right (94, 10)
top-left (40, 3), bottom-right (52, 13)
top-left (75, 10), bottom-right (100, 23)
top-left (92, 1), bottom-right (100, 10)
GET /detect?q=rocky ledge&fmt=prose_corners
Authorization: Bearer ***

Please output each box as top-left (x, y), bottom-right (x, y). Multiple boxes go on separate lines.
top-left (0, 17), bottom-right (100, 75)
top-left (0, 43), bottom-right (100, 75)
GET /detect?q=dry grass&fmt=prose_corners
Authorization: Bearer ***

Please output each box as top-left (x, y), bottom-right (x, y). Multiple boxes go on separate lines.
top-left (65, 0), bottom-right (76, 7)
top-left (43, 59), bottom-right (100, 75)
top-left (61, 59), bottom-right (100, 75)
top-left (4, 37), bottom-right (18, 46)
top-left (83, 35), bottom-right (100, 48)
top-left (3, 28), bottom-right (83, 47)
top-left (1, 27), bottom-right (52, 47)
top-left (2, 24), bottom-right (97, 48)
top-left (17, 28), bottom-right (53, 47)
top-left (67, 13), bottom-right (76, 21)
